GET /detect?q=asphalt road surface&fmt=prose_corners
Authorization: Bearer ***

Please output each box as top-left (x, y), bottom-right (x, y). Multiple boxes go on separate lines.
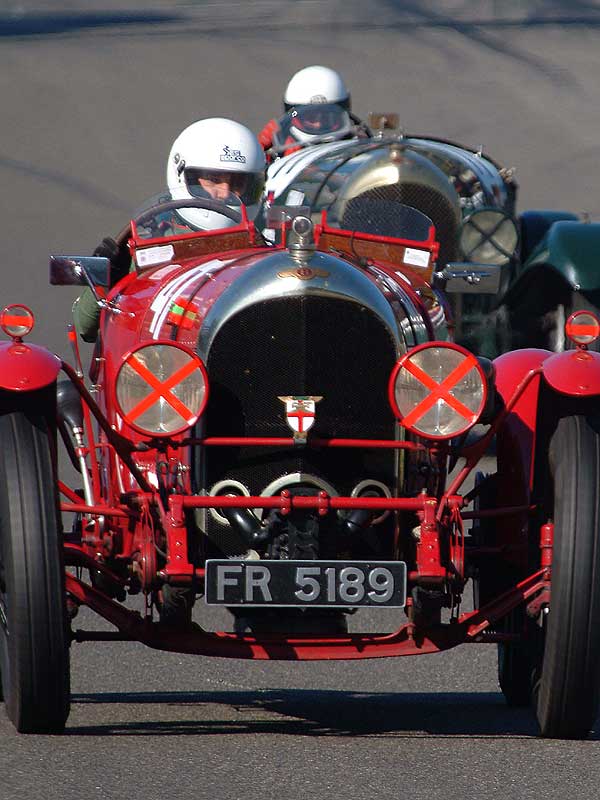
top-left (2, 2), bottom-right (600, 799)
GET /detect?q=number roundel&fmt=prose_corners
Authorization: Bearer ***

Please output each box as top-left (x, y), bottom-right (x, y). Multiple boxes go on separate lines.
top-left (388, 341), bottom-right (487, 440)
top-left (115, 341), bottom-right (209, 436)
top-left (0, 304), bottom-right (35, 339)
top-left (565, 310), bottom-right (600, 347)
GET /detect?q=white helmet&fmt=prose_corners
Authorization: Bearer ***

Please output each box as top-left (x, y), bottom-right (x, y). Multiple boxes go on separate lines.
top-left (283, 66), bottom-right (350, 112)
top-left (167, 118), bottom-right (266, 230)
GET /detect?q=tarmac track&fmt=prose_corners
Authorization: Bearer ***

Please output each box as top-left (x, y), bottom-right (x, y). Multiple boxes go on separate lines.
top-left (1, 2), bottom-right (600, 799)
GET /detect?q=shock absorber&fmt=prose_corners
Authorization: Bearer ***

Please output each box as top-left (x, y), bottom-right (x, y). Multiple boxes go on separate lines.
top-left (57, 379), bottom-right (93, 507)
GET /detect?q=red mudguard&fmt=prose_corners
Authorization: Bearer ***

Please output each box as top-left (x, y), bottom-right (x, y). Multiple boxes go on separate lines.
top-left (542, 349), bottom-right (600, 396)
top-left (0, 341), bottom-right (61, 391)
top-left (494, 347), bottom-right (600, 490)
top-left (492, 347), bottom-right (600, 573)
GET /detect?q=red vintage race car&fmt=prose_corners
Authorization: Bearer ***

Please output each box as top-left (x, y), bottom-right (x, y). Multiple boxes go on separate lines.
top-left (0, 195), bottom-right (599, 739)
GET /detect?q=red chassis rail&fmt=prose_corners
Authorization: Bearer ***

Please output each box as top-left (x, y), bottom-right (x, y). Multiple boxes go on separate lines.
top-left (65, 568), bottom-right (547, 660)
top-left (62, 485), bottom-right (547, 662)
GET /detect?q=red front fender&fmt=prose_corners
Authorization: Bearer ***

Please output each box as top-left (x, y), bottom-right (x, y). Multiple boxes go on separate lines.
top-left (0, 341), bottom-right (61, 391)
top-left (494, 347), bottom-right (600, 401)
top-left (493, 349), bottom-right (548, 518)
top-left (493, 348), bottom-right (600, 495)
top-left (542, 349), bottom-right (600, 396)
top-left (491, 346), bottom-right (600, 574)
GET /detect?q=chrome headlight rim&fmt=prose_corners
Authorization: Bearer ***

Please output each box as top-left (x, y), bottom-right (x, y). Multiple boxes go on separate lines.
top-left (388, 341), bottom-right (487, 441)
top-left (115, 340), bottom-right (209, 438)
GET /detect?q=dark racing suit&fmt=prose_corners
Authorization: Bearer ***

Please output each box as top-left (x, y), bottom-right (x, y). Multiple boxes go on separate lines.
top-left (73, 210), bottom-right (195, 342)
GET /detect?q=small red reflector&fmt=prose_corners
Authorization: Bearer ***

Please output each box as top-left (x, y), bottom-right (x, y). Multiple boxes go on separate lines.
top-left (565, 310), bottom-right (600, 346)
top-left (0, 304), bottom-right (35, 339)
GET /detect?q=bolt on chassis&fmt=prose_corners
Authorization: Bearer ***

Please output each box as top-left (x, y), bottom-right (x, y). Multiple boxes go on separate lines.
top-left (0, 199), bottom-right (599, 738)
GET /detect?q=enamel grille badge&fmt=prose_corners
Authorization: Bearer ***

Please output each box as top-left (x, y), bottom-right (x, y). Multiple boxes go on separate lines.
top-left (277, 267), bottom-right (329, 281)
top-left (278, 395), bottom-right (322, 442)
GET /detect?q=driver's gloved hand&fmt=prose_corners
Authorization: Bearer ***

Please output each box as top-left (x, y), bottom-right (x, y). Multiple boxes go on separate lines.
top-left (93, 236), bottom-right (120, 265)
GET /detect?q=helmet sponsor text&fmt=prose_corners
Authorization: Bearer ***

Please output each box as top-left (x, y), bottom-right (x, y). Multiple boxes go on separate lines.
top-left (220, 146), bottom-right (246, 164)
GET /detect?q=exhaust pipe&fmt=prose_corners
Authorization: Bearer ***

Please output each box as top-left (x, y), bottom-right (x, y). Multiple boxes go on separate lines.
top-left (208, 480), bottom-right (269, 554)
top-left (341, 480), bottom-right (393, 536)
top-left (220, 507), bottom-right (270, 545)
top-left (340, 491), bottom-right (379, 537)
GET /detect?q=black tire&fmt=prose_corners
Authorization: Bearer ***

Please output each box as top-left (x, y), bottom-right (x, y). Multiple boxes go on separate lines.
top-left (0, 412), bottom-right (70, 733)
top-left (535, 415), bottom-right (600, 738)
top-left (498, 610), bottom-right (539, 707)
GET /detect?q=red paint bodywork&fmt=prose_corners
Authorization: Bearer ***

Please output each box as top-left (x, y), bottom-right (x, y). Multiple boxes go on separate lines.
top-left (542, 349), bottom-right (600, 395)
top-left (0, 340), bottom-right (61, 392)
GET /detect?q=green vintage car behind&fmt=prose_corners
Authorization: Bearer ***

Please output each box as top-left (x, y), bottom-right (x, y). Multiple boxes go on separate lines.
top-left (260, 117), bottom-right (599, 357)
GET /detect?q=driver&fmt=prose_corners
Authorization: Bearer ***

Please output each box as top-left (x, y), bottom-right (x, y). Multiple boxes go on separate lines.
top-left (166, 116), bottom-right (266, 231)
top-left (74, 118), bottom-right (266, 342)
top-left (258, 65), bottom-right (367, 156)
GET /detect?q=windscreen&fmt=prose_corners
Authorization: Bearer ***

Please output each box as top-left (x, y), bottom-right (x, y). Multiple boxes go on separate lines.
top-left (340, 197), bottom-right (433, 241)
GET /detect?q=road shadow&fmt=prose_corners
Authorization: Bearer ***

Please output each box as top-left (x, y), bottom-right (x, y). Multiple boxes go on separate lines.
top-left (2, 4), bottom-right (599, 95)
top-left (0, 154), bottom-right (133, 213)
top-left (379, 0), bottom-right (600, 88)
top-left (66, 688), bottom-right (599, 739)
top-left (382, 0), bottom-right (600, 29)
top-left (0, 10), bottom-right (182, 38)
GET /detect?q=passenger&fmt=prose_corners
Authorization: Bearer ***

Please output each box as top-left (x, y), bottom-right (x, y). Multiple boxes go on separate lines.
top-left (266, 102), bottom-right (358, 159)
top-left (258, 65), bottom-right (368, 156)
top-left (74, 118), bottom-right (266, 342)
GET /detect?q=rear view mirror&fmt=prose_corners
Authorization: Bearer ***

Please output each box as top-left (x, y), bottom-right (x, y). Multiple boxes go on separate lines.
top-left (50, 256), bottom-right (111, 299)
top-left (433, 262), bottom-right (502, 294)
top-left (367, 112), bottom-right (400, 131)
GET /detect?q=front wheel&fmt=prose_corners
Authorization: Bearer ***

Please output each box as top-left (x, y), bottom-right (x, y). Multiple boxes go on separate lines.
top-left (0, 412), bottom-right (70, 733)
top-left (535, 415), bottom-right (600, 738)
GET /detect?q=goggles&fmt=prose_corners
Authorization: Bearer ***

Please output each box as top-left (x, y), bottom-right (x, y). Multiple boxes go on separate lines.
top-left (185, 168), bottom-right (264, 205)
top-left (291, 104), bottom-right (349, 135)
top-left (186, 168), bottom-right (249, 196)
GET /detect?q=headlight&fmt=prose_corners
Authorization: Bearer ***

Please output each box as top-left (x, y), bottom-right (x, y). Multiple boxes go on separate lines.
top-left (388, 342), bottom-right (487, 439)
top-left (460, 208), bottom-right (519, 265)
top-left (115, 342), bottom-right (209, 436)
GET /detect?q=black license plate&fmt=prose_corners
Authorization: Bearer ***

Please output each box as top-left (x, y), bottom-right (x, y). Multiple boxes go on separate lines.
top-left (205, 560), bottom-right (407, 608)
